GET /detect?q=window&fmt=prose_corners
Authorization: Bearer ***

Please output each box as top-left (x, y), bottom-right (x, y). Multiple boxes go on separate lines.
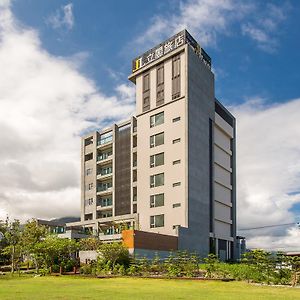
top-left (97, 150), bottom-right (112, 161)
top-left (86, 168), bottom-right (92, 175)
top-left (150, 173), bottom-right (164, 188)
top-left (156, 64), bottom-right (164, 106)
top-left (85, 153), bottom-right (93, 161)
top-left (99, 166), bottom-right (112, 176)
top-left (84, 214), bottom-right (93, 221)
top-left (98, 132), bottom-right (113, 145)
top-left (173, 203), bottom-right (181, 208)
top-left (172, 138), bottom-right (181, 144)
top-left (97, 181), bottom-right (112, 192)
top-left (85, 136), bottom-right (93, 146)
top-left (150, 112), bottom-right (164, 128)
top-left (85, 198), bottom-right (94, 206)
top-left (172, 55), bottom-right (181, 99)
top-left (150, 152), bottom-right (164, 168)
top-left (150, 132), bottom-right (164, 148)
top-left (173, 116), bottom-right (181, 123)
top-left (133, 203), bottom-right (137, 213)
top-left (150, 193), bottom-right (164, 208)
top-left (173, 182), bottom-right (181, 187)
top-left (97, 197), bottom-right (112, 207)
top-left (143, 73), bottom-right (150, 112)
top-left (98, 211), bottom-right (112, 219)
top-left (173, 160), bottom-right (181, 165)
top-left (150, 214), bottom-right (164, 228)
top-left (87, 183), bottom-right (93, 190)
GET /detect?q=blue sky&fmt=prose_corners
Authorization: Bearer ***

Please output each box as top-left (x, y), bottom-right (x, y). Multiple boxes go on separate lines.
top-left (0, 0), bottom-right (300, 250)
top-left (11, 0), bottom-right (300, 105)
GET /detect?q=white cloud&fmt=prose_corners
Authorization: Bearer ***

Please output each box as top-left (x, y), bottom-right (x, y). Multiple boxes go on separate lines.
top-left (47, 3), bottom-right (74, 30)
top-left (241, 2), bottom-right (289, 52)
top-left (134, 0), bottom-right (249, 50)
top-left (0, 2), bottom-right (135, 221)
top-left (232, 98), bottom-right (300, 251)
top-left (132, 0), bottom-right (289, 54)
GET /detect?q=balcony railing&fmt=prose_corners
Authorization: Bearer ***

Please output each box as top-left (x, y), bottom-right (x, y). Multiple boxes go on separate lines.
top-left (97, 152), bottom-right (112, 161)
top-left (97, 136), bottom-right (113, 146)
top-left (97, 185), bottom-right (112, 192)
top-left (97, 199), bottom-right (113, 207)
top-left (97, 168), bottom-right (112, 177)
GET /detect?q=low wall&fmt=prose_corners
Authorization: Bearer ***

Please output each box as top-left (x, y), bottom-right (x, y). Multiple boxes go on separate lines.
top-left (79, 250), bottom-right (98, 264)
top-left (122, 230), bottom-right (178, 252)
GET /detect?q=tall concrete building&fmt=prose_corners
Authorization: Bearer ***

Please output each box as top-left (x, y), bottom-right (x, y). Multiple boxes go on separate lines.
top-left (69, 30), bottom-right (237, 260)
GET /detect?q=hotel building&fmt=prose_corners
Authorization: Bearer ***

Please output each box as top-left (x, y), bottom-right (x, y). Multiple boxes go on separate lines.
top-left (69, 30), bottom-right (237, 260)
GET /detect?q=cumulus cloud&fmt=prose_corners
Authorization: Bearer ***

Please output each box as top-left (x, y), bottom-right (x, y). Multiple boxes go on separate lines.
top-left (47, 3), bottom-right (74, 30)
top-left (232, 98), bottom-right (300, 250)
top-left (0, 2), bottom-right (135, 221)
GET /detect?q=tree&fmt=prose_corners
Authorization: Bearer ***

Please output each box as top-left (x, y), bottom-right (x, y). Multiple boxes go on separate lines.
top-left (97, 242), bottom-right (129, 269)
top-left (3, 218), bottom-right (21, 273)
top-left (79, 237), bottom-right (102, 251)
top-left (0, 219), bottom-right (9, 265)
top-left (34, 236), bottom-right (79, 269)
top-left (20, 219), bottom-right (47, 270)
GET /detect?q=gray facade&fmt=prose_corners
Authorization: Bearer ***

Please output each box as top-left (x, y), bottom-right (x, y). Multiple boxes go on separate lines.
top-left (69, 30), bottom-right (237, 260)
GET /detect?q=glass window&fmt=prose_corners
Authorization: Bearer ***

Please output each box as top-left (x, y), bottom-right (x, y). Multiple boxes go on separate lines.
top-left (85, 136), bottom-right (93, 146)
top-left (173, 182), bottom-right (181, 187)
top-left (150, 214), bottom-right (164, 228)
top-left (173, 160), bottom-right (181, 165)
top-left (173, 203), bottom-right (181, 208)
top-left (85, 198), bottom-right (94, 206)
top-left (172, 55), bottom-right (181, 99)
top-left (98, 197), bottom-right (112, 207)
top-left (86, 168), bottom-right (92, 175)
top-left (150, 112), bottom-right (164, 128)
top-left (98, 132), bottom-right (113, 145)
top-left (150, 132), bottom-right (164, 148)
top-left (85, 153), bottom-right (93, 161)
top-left (143, 73), bottom-right (150, 92)
top-left (172, 138), bottom-right (181, 144)
top-left (156, 64), bottom-right (164, 106)
top-left (87, 183), bottom-right (93, 190)
top-left (150, 152), bottom-right (164, 168)
top-left (143, 73), bottom-right (150, 112)
top-left (150, 193), bottom-right (164, 208)
top-left (173, 117), bottom-right (181, 123)
top-left (150, 173), bottom-right (164, 188)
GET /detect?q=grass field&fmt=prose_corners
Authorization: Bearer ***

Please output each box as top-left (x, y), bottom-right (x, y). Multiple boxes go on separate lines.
top-left (0, 276), bottom-right (299, 300)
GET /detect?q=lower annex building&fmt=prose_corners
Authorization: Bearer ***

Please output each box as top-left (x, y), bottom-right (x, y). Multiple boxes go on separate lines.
top-left (68, 30), bottom-right (238, 260)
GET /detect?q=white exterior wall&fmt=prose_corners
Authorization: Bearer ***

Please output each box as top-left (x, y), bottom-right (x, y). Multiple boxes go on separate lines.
top-left (135, 49), bottom-right (187, 236)
top-left (213, 112), bottom-right (234, 241)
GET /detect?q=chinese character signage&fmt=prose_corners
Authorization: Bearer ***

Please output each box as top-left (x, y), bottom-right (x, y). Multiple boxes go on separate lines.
top-left (132, 30), bottom-right (211, 73)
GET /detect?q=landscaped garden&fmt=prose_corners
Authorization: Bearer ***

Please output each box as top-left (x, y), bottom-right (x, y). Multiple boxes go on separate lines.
top-left (1, 218), bottom-right (300, 299)
top-left (0, 276), bottom-right (299, 300)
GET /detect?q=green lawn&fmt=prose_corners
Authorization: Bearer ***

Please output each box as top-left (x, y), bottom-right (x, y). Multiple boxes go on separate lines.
top-left (0, 276), bottom-right (299, 300)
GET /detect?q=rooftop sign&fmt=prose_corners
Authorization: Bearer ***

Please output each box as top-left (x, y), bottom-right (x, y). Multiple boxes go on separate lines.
top-left (132, 30), bottom-right (211, 73)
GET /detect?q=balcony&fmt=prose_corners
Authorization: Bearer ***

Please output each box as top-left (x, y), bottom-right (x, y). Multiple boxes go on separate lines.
top-left (97, 210), bottom-right (113, 219)
top-left (97, 184), bottom-right (113, 195)
top-left (97, 167), bottom-right (113, 180)
top-left (97, 135), bottom-right (113, 149)
top-left (97, 198), bottom-right (113, 209)
top-left (97, 152), bottom-right (112, 163)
